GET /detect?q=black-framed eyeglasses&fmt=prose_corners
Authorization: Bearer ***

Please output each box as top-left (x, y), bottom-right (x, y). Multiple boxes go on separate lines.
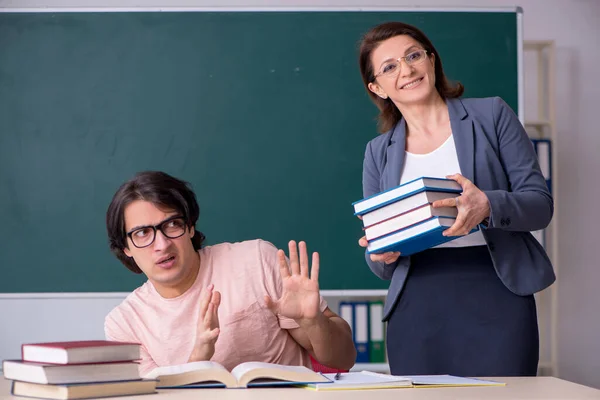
top-left (126, 215), bottom-right (188, 249)
top-left (373, 49), bottom-right (429, 80)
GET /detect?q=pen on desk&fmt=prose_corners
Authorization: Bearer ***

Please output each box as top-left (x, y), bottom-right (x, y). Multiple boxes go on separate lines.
top-left (334, 372), bottom-right (342, 380)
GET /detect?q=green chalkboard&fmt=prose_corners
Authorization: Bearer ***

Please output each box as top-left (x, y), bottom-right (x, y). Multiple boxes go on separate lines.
top-left (0, 10), bottom-right (519, 292)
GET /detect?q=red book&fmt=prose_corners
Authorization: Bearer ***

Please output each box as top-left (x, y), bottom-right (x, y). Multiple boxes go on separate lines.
top-left (21, 340), bottom-right (141, 365)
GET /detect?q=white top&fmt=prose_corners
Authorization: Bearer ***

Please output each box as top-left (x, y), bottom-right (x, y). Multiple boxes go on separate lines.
top-left (400, 134), bottom-right (486, 248)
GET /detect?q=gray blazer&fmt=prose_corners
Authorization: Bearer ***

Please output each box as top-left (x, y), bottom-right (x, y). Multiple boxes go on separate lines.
top-left (362, 97), bottom-right (555, 320)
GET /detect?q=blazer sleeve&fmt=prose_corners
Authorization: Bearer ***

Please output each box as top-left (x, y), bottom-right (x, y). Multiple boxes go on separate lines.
top-left (483, 97), bottom-right (554, 232)
top-left (362, 140), bottom-right (408, 280)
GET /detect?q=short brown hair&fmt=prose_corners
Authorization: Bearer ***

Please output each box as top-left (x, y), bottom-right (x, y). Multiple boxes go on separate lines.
top-left (358, 21), bottom-right (464, 133)
top-left (106, 171), bottom-right (205, 274)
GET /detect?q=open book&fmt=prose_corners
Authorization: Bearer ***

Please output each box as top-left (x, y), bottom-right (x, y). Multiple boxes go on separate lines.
top-left (304, 371), bottom-right (505, 391)
top-left (145, 361), bottom-right (331, 389)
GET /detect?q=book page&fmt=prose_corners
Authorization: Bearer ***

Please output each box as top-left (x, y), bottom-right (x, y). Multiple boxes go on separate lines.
top-left (232, 362), bottom-right (324, 387)
top-left (145, 361), bottom-right (237, 388)
top-left (231, 362), bottom-right (307, 380)
top-left (144, 361), bottom-right (226, 379)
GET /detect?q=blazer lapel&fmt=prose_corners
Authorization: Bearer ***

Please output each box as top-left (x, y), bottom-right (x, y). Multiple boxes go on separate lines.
top-left (448, 98), bottom-right (475, 183)
top-left (383, 119), bottom-right (407, 190)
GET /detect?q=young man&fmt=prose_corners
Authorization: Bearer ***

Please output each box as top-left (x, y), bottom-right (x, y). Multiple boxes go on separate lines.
top-left (104, 171), bottom-right (355, 376)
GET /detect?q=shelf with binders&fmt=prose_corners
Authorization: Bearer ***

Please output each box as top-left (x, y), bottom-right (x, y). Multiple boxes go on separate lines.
top-left (321, 290), bottom-right (389, 373)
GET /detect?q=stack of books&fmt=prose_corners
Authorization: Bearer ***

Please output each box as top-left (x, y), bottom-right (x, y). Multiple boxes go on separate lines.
top-left (2, 340), bottom-right (156, 400)
top-left (353, 177), bottom-right (477, 256)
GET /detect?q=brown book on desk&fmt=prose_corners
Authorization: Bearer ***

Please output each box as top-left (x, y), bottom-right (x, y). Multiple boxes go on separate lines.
top-left (145, 361), bottom-right (331, 389)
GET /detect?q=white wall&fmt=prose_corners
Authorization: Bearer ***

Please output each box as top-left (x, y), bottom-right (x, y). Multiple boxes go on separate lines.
top-left (0, 294), bottom-right (124, 359)
top-left (1, 0), bottom-right (599, 389)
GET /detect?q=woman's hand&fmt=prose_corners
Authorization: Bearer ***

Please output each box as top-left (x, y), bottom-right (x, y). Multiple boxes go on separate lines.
top-left (358, 236), bottom-right (401, 264)
top-left (432, 173), bottom-right (490, 236)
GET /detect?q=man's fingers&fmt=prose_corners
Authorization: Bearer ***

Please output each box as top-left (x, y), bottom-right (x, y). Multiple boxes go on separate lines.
top-left (264, 295), bottom-right (279, 314)
top-left (207, 328), bottom-right (220, 341)
top-left (204, 303), bottom-right (216, 327)
top-left (310, 251), bottom-right (320, 282)
top-left (288, 240), bottom-right (300, 275)
top-left (203, 294), bottom-right (220, 326)
top-left (199, 285), bottom-right (213, 318)
top-left (211, 290), bottom-right (221, 307)
top-left (200, 327), bottom-right (220, 342)
top-left (298, 241), bottom-right (309, 278)
top-left (277, 249), bottom-right (291, 278)
top-left (210, 291), bottom-right (221, 328)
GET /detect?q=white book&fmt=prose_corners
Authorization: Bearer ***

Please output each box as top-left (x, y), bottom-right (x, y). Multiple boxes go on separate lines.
top-left (362, 190), bottom-right (459, 227)
top-left (367, 216), bottom-right (480, 256)
top-left (353, 177), bottom-right (461, 215)
top-left (365, 204), bottom-right (458, 241)
top-left (2, 360), bottom-right (140, 385)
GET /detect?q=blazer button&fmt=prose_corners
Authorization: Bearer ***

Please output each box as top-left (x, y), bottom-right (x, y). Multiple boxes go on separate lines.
top-left (506, 217), bottom-right (511, 226)
top-left (500, 218), bottom-right (506, 226)
top-left (489, 242), bottom-right (496, 251)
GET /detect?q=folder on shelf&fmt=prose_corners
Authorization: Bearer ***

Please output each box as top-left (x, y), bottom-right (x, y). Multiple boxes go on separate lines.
top-left (369, 301), bottom-right (386, 363)
top-left (339, 301), bottom-right (370, 363)
top-left (353, 302), bottom-right (370, 363)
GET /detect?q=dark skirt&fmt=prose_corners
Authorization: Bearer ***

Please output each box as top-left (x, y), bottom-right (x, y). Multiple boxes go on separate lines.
top-left (386, 246), bottom-right (539, 377)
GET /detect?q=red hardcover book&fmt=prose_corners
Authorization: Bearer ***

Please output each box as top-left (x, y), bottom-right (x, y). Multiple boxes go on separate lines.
top-left (21, 341), bottom-right (140, 365)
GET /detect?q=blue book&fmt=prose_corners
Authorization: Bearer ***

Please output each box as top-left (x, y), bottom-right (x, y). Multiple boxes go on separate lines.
top-left (353, 177), bottom-right (462, 216)
top-left (367, 216), bottom-right (478, 255)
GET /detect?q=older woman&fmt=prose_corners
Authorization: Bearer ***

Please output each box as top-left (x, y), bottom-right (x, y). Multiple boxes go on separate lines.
top-left (357, 21), bottom-right (554, 376)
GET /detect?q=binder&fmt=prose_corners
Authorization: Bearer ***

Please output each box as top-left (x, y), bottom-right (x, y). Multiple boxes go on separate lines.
top-left (353, 302), bottom-right (370, 363)
top-left (339, 302), bottom-right (354, 332)
top-left (339, 301), bottom-right (355, 360)
top-left (369, 301), bottom-right (386, 363)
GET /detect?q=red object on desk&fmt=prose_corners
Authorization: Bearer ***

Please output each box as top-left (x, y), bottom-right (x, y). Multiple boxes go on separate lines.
top-left (309, 355), bottom-right (349, 373)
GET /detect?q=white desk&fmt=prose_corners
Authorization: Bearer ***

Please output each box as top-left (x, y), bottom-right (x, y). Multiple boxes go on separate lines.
top-left (2, 376), bottom-right (600, 400)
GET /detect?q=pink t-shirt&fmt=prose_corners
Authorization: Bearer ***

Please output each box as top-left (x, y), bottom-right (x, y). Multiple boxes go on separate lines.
top-left (105, 239), bottom-right (327, 376)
